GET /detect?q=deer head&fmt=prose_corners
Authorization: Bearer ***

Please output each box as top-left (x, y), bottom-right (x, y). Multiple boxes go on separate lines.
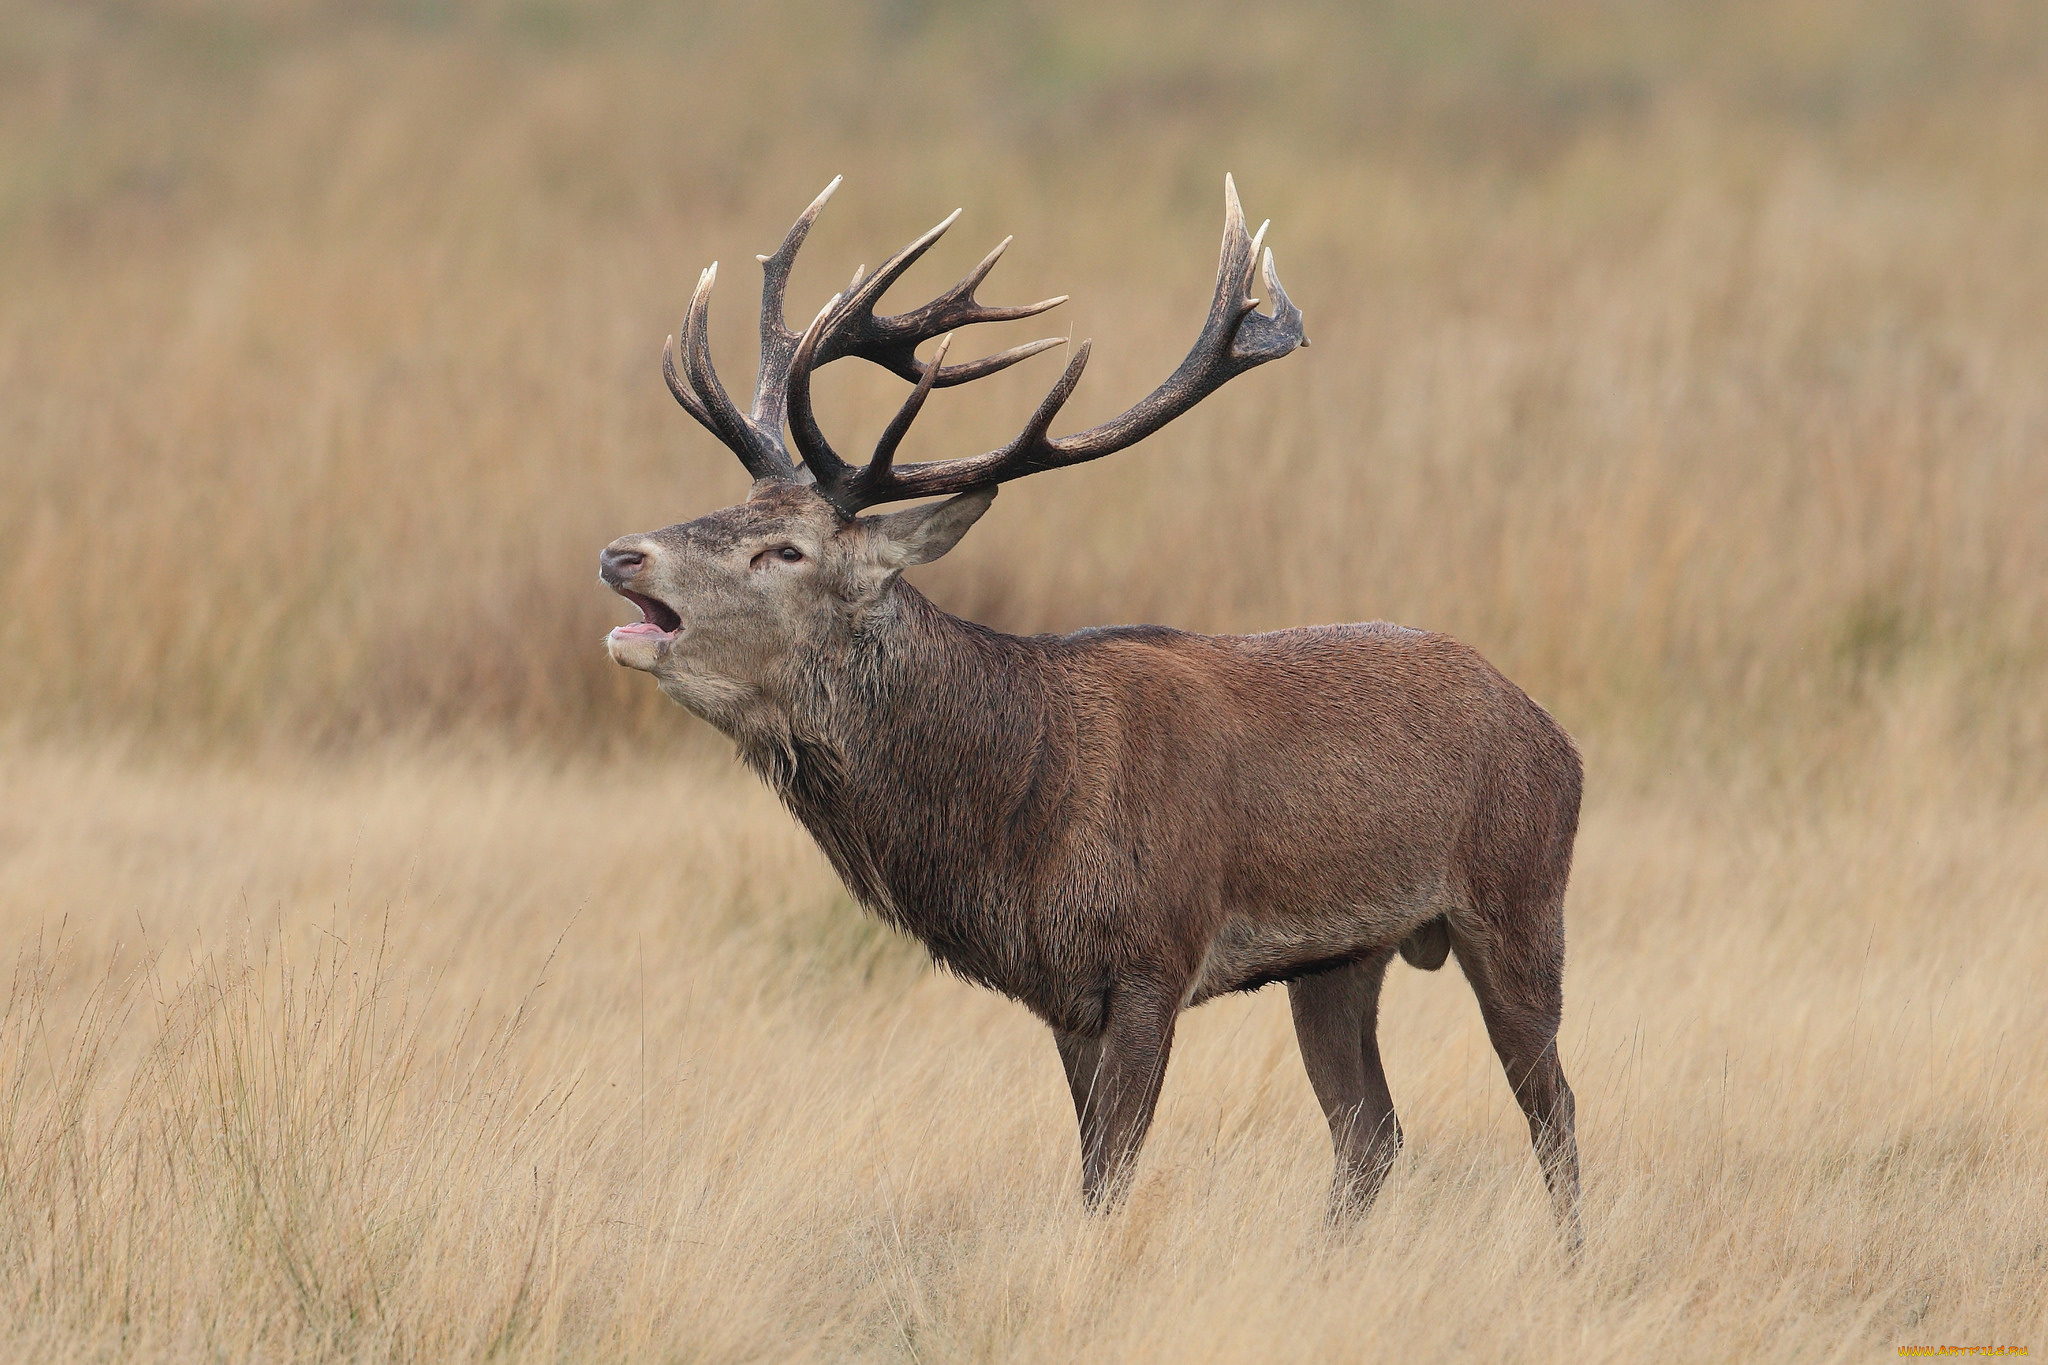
top-left (600, 176), bottom-right (1306, 730)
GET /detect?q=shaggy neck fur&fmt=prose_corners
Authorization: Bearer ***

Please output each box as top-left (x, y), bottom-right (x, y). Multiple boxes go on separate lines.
top-left (727, 580), bottom-right (1074, 992)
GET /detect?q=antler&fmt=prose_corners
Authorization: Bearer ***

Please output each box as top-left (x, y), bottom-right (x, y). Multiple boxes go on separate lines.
top-left (662, 177), bottom-right (1068, 485)
top-left (664, 174), bottom-right (1307, 515)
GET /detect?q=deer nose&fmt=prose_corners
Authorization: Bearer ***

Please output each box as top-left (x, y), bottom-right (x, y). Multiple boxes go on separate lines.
top-left (599, 545), bottom-right (647, 584)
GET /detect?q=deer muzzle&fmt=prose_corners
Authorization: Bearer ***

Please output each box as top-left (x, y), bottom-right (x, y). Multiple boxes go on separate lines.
top-left (600, 539), bottom-right (681, 668)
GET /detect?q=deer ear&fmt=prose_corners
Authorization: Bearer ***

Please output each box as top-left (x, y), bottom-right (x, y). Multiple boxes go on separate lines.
top-left (859, 486), bottom-right (997, 568)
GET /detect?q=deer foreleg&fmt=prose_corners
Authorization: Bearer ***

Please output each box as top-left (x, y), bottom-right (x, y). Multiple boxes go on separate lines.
top-left (1054, 980), bottom-right (1181, 1210)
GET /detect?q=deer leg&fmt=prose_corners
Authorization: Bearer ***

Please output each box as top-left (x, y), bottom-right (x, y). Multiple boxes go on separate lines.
top-left (1053, 980), bottom-right (1181, 1210)
top-left (1453, 914), bottom-right (1582, 1249)
top-left (1288, 950), bottom-right (1401, 1218)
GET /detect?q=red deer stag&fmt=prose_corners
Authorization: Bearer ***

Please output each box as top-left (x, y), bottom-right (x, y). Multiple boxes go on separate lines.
top-left (600, 177), bottom-right (1582, 1235)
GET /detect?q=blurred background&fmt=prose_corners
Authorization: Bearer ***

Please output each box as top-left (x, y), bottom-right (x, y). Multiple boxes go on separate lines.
top-left (3, 0), bottom-right (2045, 783)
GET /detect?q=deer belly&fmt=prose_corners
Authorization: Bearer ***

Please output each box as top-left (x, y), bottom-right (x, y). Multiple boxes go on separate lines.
top-left (1186, 895), bottom-right (1448, 1005)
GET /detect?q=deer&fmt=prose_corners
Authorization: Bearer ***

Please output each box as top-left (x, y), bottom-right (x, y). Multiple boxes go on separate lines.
top-left (599, 176), bottom-right (1583, 1238)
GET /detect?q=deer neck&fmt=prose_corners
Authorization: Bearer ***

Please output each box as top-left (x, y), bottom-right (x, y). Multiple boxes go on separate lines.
top-left (735, 579), bottom-right (1066, 952)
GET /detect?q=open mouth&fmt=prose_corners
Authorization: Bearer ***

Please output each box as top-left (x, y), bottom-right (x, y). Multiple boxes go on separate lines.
top-left (611, 588), bottom-right (682, 640)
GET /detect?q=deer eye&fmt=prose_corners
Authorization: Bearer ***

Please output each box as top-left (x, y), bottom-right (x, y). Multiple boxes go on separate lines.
top-left (776, 546), bottom-right (803, 563)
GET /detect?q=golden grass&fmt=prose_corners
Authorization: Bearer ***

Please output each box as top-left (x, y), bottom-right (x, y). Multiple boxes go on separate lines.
top-left (4, 2), bottom-right (2047, 1359)
top-left (2, 741), bottom-right (2044, 1361)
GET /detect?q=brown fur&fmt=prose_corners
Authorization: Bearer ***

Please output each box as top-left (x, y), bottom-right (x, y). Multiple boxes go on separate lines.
top-left (601, 479), bottom-right (1583, 1234)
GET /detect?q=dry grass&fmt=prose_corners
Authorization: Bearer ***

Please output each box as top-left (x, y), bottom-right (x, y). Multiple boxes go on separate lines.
top-left (1, 742), bottom-right (2044, 1361)
top-left (3, 1), bottom-right (2047, 1360)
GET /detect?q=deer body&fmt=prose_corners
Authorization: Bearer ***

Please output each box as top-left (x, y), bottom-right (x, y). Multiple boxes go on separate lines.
top-left (737, 576), bottom-right (1575, 1029)
top-left (602, 179), bottom-right (1582, 1235)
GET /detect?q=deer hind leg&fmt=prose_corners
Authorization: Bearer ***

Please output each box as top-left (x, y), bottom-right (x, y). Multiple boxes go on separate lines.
top-left (1053, 978), bottom-right (1182, 1211)
top-left (1288, 950), bottom-right (1401, 1218)
top-left (1451, 904), bottom-right (1582, 1249)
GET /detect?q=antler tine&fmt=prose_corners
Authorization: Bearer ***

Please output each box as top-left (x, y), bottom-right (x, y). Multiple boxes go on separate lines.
top-left (662, 332), bottom-right (711, 426)
top-left (749, 177), bottom-right (842, 439)
top-left (675, 262), bottom-right (799, 480)
top-left (756, 176), bottom-right (842, 344)
top-left (784, 293), bottom-right (855, 491)
top-left (986, 338), bottom-right (1093, 472)
top-left (926, 334), bottom-right (1070, 387)
top-left (812, 174), bottom-right (1305, 512)
top-left (841, 208), bottom-right (962, 320)
top-left (1261, 246), bottom-right (1304, 346)
top-left (868, 332), bottom-right (953, 479)
top-left (911, 237), bottom-right (1072, 386)
top-left (809, 214), bottom-right (1070, 389)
